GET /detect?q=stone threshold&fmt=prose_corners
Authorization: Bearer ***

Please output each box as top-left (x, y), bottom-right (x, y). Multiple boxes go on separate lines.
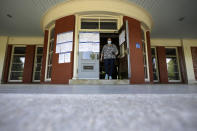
top-left (69, 79), bottom-right (130, 85)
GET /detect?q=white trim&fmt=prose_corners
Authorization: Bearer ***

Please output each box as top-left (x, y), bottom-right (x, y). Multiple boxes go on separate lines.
top-left (73, 14), bottom-right (79, 79)
top-left (141, 26), bottom-right (150, 82)
top-left (41, 0), bottom-right (153, 31)
top-left (45, 24), bottom-right (55, 81)
top-left (151, 47), bottom-right (160, 82)
top-left (78, 15), bottom-right (122, 32)
top-left (8, 45), bottom-right (26, 82)
top-left (165, 47), bottom-right (182, 82)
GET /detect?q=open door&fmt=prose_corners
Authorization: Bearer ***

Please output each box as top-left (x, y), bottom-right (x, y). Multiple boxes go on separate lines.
top-left (118, 21), bottom-right (131, 79)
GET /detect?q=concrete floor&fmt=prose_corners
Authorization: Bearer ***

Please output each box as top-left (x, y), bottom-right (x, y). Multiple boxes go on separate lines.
top-left (0, 84), bottom-right (197, 131)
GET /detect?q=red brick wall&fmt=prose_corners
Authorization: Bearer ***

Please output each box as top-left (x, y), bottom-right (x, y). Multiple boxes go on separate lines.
top-left (51, 15), bottom-right (75, 84)
top-left (40, 30), bottom-right (49, 83)
top-left (3, 45), bottom-right (12, 83)
top-left (123, 16), bottom-right (145, 84)
top-left (23, 45), bottom-right (35, 83)
top-left (146, 31), bottom-right (153, 83)
top-left (156, 46), bottom-right (168, 83)
top-left (191, 47), bottom-right (197, 80)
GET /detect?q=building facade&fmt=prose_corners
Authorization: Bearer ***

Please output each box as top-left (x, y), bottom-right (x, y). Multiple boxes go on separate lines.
top-left (0, 0), bottom-right (197, 84)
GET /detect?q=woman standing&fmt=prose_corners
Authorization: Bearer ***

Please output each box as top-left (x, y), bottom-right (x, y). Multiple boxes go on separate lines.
top-left (100, 38), bottom-right (118, 80)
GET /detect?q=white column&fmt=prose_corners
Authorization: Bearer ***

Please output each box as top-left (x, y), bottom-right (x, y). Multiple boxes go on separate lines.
top-left (72, 14), bottom-right (79, 79)
top-left (183, 39), bottom-right (197, 84)
top-left (0, 36), bottom-right (8, 83)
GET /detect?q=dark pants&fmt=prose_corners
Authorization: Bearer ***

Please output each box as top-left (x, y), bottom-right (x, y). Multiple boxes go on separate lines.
top-left (104, 59), bottom-right (115, 77)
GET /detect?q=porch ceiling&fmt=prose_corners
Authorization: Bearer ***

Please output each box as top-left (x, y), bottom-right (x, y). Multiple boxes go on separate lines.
top-left (0, 0), bottom-right (197, 38)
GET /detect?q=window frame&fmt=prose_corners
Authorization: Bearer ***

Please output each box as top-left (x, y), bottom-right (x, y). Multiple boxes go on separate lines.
top-left (165, 47), bottom-right (182, 82)
top-left (32, 45), bottom-right (43, 82)
top-left (45, 25), bottom-right (55, 81)
top-left (151, 47), bottom-right (160, 82)
top-left (141, 26), bottom-right (150, 82)
top-left (79, 15), bottom-right (122, 32)
top-left (8, 45), bottom-right (26, 82)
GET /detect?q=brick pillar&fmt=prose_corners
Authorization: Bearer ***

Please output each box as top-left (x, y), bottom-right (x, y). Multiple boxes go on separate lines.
top-left (3, 45), bottom-right (12, 83)
top-left (51, 15), bottom-right (75, 84)
top-left (23, 45), bottom-right (35, 83)
top-left (157, 46), bottom-right (168, 83)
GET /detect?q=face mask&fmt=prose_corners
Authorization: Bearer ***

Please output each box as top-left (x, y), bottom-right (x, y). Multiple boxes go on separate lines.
top-left (108, 41), bottom-right (112, 44)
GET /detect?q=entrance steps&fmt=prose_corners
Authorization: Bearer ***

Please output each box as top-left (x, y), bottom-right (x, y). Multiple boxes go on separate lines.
top-left (69, 79), bottom-right (129, 85)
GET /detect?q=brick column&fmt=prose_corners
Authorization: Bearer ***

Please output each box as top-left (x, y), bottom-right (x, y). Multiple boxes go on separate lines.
top-left (157, 46), bottom-right (168, 83)
top-left (23, 45), bottom-right (35, 83)
top-left (3, 45), bottom-right (12, 83)
top-left (51, 15), bottom-right (75, 84)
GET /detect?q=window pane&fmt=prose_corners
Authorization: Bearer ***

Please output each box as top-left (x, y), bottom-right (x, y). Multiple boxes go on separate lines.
top-left (144, 67), bottom-right (148, 79)
top-left (141, 30), bottom-right (145, 41)
top-left (34, 72), bottom-right (41, 80)
top-left (100, 22), bottom-right (117, 29)
top-left (151, 48), bottom-right (155, 56)
top-left (36, 56), bottom-right (42, 63)
top-left (81, 19), bottom-right (99, 29)
top-left (49, 40), bottom-right (54, 51)
top-left (168, 73), bottom-right (180, 80)
top-left (50, 28), bottom-right (55, 39)
top-left (36, 64), bottom-right (42, 71)
top-left (166, 58), bottom-right (179, 72)
top-left (166, 58), bottom-right (180, 80)
top-left (11, 64), bottom-right (24, 71)
top-left (166, 48), bottom-right (176, 56)
top-left (14, 47), bottom-right (26, 54)
top-left (153, 72), bottom-right (158, 80)
top-left (10, 72), bottom-right (23, 80)
top-left (37, 47), bottom-right (43, 54)
top-left (13, 56), bottom-right (25, 64)
top-left (47, 66), bottom-right (52, 78)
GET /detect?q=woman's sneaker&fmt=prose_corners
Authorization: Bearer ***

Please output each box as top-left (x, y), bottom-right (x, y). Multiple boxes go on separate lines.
top-left (109, 76), bottom-right (112, 80)
top-left (105, 74), bottom-right (108, 80)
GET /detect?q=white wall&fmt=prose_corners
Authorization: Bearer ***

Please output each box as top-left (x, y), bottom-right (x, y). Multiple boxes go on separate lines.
top-left (183, 39), bottom-right (197, 84)
top-left (0, 36), bottom-right (8, 83)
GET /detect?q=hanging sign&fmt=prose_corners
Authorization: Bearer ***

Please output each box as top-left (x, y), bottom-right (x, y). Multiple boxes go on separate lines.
top-left (79, 32), bottom-right (100, 52)
top-left (56, 31), bottom-right (73, 64)
top-left (119, 30), bottom-right (126, 45)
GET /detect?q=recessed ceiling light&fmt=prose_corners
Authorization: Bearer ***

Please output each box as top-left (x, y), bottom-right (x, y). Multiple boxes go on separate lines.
top-left (7, 14), bottom-right (12, 18)
top-left (178, 17), bottom-right (185, 22)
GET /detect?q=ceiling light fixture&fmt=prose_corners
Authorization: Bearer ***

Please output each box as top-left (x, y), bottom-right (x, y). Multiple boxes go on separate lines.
top-left (7, 14), bottom-right (12, 18)
top-left (178, 17), bottom-right (185, 22)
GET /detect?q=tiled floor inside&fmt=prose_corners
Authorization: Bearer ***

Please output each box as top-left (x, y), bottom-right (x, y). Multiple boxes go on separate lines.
top-left (0, 84), bottom-right (197, 131)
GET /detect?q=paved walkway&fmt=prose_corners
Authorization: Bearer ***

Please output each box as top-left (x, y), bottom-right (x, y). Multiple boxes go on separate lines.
top-left (0, 84), bottom-right (197, 131)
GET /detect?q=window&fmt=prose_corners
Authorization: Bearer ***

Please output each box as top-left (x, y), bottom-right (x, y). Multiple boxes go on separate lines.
top-left (151, 48), bottom-right (159, 81)
top-left (165, 48), bottom-right (181, 82)
top-left (81, 18), bottom-right (118, 30)
top-left (33, 46), bottom-right (43, 82)
top-left (141, 29), bottom-right (149, 81)
top-left (46, 27), bottom-right (55, 80)
top-left (9, 46), bottom-right (26, 82)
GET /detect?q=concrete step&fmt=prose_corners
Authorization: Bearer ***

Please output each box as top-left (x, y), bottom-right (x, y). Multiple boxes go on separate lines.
top-left (69, 79), bottom-right (130, 85)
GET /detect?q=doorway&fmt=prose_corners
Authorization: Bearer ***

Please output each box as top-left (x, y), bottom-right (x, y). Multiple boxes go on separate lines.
top-left (100, 33), bottom-right (119, 79)
top-left (77, 22), bottom-right (130, 80)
